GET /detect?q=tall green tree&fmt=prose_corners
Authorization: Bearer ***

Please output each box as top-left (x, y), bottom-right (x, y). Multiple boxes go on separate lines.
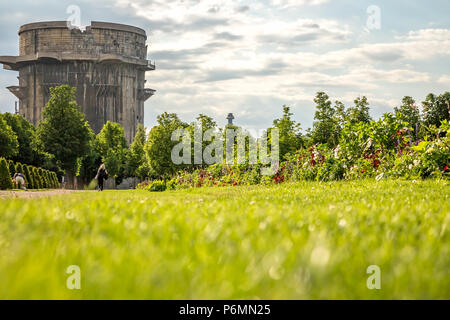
top-left (189, 114), bottom-right (219, 168)
top-left (36, 85), bottom-right (93, 177)
top-left (1, 113), bottom-right (39, 165)
top-left (0, 114), bottom-right (18, 159)
top-left (145, 112), bottom-right (188, 179)
top-left (394, 96), bottom-right (421, 137)
top-left (126, 123), bottom-right (148, 180)
top-left (347, 96), bottom-right (372, 125)
top-left (422, 92), bottom-right (450, 128)
top-left (96, 121), bottom-right (129, 184)
top-left (311, 92), bottom-right (339, 148)
top-left (272, 106), bottom-right (302, 160)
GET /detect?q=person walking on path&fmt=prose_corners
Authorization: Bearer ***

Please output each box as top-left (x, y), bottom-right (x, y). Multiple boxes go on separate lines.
top-left (95, 163), bottom-right (108, 191)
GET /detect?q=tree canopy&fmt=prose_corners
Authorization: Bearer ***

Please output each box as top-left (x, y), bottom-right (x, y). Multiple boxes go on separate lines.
top-left (36, 85), bottom-right (93, 173)
top-left (0, 114), bottom-right (18, 159)
top-left (96, 121), bottom-right (129, 183)
top-left (145, 112), bottom-right (188, 178)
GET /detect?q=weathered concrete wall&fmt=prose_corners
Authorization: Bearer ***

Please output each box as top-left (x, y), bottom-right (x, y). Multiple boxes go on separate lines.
top-left (1, 21), bottom-right (155, 143)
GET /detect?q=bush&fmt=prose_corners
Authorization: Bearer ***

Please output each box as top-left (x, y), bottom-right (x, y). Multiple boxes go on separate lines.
top-left (15, 162), bottom-right (24, 175)
top-left (166, 178), bottom-right (177, 190)
top-left (136, 180), bottom-right (150, 190)
top-left (0, 158), bottom-right (13, 190)
top-left (23, 165), bottom-right (33, 189)
top-left (148, 180), bottom-right (166, 192)
top-left (50, 171), bottom-right (56, 189)
top-left (42, 169), bottom-right (49, 189)
top-left (33, 167), bottom-right (42, 189)
top-left (54, 172), bottom-right (60, 188)
top-left (8, 160), bottom-right (15, 177)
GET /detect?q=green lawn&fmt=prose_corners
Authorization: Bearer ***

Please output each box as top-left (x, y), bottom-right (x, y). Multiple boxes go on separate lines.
top-left (0, 180), bottom-right (449, 299)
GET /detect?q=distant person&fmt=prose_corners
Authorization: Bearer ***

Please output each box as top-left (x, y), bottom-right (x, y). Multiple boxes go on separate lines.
top-left (95, 163), bottom-right (108, 191)
top-left (13, 172), bottom-right (27, 190)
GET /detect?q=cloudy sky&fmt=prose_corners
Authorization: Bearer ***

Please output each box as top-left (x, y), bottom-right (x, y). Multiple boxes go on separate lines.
top-left (0, 0), bottom-right (449, 131)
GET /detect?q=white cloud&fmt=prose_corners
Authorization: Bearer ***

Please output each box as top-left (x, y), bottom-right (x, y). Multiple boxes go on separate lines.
top-left (437, 75), bottom-right (450, 86)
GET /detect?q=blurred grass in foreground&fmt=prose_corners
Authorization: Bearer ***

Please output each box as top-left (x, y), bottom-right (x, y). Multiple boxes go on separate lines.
top-left (0, 180), bottom-right (448, 299)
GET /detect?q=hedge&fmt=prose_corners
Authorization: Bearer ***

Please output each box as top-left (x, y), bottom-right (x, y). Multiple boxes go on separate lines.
top-left (0, 158), bottom-right (60, 190)
top-left (0, 158), bottom-right (13, 190)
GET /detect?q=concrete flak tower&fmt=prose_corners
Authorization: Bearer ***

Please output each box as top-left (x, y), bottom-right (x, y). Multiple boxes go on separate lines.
top-left (0, 21), bottom-right (155, 143)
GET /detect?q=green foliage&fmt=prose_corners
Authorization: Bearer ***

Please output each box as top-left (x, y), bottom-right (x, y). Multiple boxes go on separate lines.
top-left (33, 167), bottom-right (42, 189)
top-left (1, 113), bottom-right (41, 165)
top-left (126, 123), bottom-right (148, 180)
top-left (347, 96), bottom-right (372, 125)
top-left (0, 158), bottom-right (13, 190)
top-left (51, 172), bottom-right (58, 188)
top-left (15, 162), bottom-right (24, 175)
top-left (311, 92), bottom-right (340, 148)
top-left (0, 114), bottom-right (18, 159)
top-left (8, 160), bottom-right (16, 177)
top-left (96, 121), bottom-right (128, 184)
top-left (37, 168), bottom-right (46, 189)
top-left (394, 96), bottom-right (421, 137)
top-left (148, 180), bottom-right (167, 192)
top-left (145, 112), bottom-right (188, 179)
top-left (36, 85), bottom-right (94, 173)
top-left (272, 106), bottom-right (302, 160)
top-left (422, 92), bottom-right (450, 128)
top-left (23, 165), bottom-right (33, 189)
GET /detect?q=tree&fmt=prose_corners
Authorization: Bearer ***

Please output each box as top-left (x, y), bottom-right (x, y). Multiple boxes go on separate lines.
top-left (347, 96), bottom-right (372, 125)
top-left (145, 112), bottom-right (188, 179)
top-left (394, 96), bottom-right (421, 138)
top-left (0, 114), bottom-right (18, 159)
top-left (422, 92), bottom-right (450, 128)
top-left (311, 92), bottom-right (339, 147)
top-left (36, 85), bottom-right (94, 177)
top-left (272, 106), bottom-right (302, 160)
top-left (126, 123), bottom-right (148, 180)
top-left (1, 113), bottom-right (40, 165)
top-left (0, 158), bottom-right (13, 190)
top-left (96, 121), bottom-right (129, 184)
top-left (189, 114), bottom-right (219, 168)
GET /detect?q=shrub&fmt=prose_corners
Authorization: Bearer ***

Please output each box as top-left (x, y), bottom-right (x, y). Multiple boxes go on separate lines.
top-left (148, 180), bottom-right (166, 192)
top-left (136, 180), bottom-right (150, 190)
top-left (50, 171), bottom-right (56, 189)
top-left (166, 178), bottom-right (177, 190)
top-left (42, 171), bottom-right (48, 189)
top-left (8, 160), bottom-right (16, 177)
top-left (23, 165), bottom-right (33, 189)
top-left (54, 172), bottom-right (60, 188)
top-left (15, 162), bottom-right (24, 175)
top-left (0, 158), bottom-right (13, 190)
top-left (33, 167), bottom-right (42, 189)
top-left (40, 169), bottom-right (48, 189)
